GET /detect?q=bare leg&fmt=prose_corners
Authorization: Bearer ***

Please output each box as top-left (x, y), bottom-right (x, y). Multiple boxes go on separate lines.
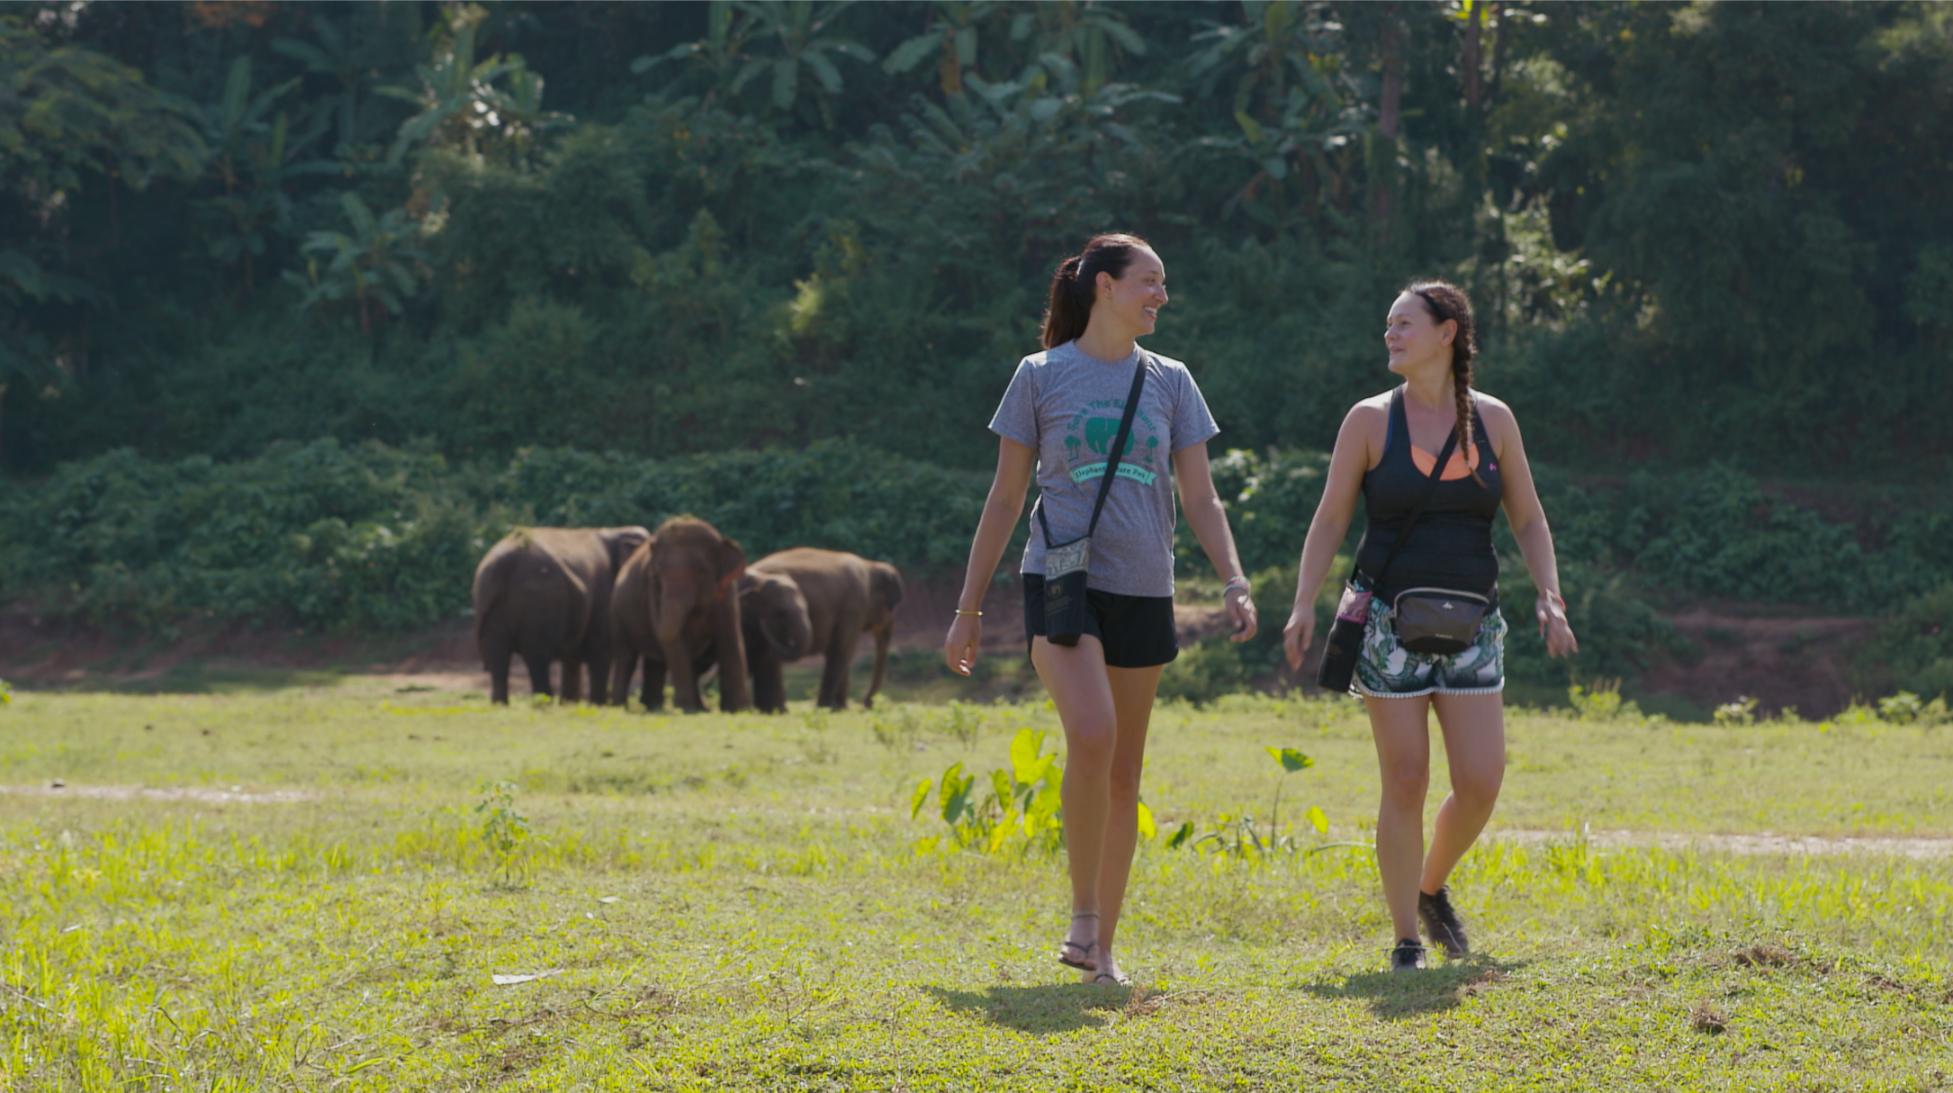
top-left (1093, 662), bottom-right (1165, 982)
top-left (1366, 695), bottom-right (1433, 944)
top-left (1421, 692), bottom-right (1507, 894)
top-left (1031, 635), bottom-right (1117, 966)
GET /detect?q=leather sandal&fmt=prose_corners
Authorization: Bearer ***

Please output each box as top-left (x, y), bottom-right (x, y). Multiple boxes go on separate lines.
top-left (1090, 969), bottom-right (1132, 987)
top-left (1057, 911), bottom-right (1100, 972)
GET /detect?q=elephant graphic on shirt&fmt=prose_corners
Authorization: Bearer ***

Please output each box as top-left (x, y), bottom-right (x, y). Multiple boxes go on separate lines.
top-left (1084, 416), bottom-right (1138, 458)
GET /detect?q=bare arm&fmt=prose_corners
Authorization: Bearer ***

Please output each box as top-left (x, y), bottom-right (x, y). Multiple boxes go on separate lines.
top-left (1283, 404), bottom-right (1378, 670)
top-left (943, 437), bottom-right (1037, 676)
top-left (1174, 443), bottom-right (1257, 642)
top-left (1486, 400), bottom-right (1577, 657)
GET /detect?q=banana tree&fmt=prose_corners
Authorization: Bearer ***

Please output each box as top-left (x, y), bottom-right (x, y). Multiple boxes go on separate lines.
top-left (638, 1), bottom-right (871, 127)
top-left (881, 0), bottom-right (1005, 98)
top-left (283, 192), bottom-right (427, 336)
top-left (195, 56), bottom-right (336, 296)
top-left (272, 8), bottom-right (418, 161)
top-left (380, 3), bottom-right (559, 168)
top-left (1010, 1), bottom-right (1146, 96)
top-left (1183, 1), bottom-right (1371, 232)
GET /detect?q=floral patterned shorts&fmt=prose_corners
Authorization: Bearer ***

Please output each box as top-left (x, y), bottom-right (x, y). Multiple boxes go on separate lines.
top-left (1352, 594), bottom-right (1506, 699)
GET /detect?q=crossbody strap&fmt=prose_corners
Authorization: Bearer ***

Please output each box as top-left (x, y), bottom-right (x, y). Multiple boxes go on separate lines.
top-left (1039, 353), bottom-right (1149, 546)
top-left (1364, 387), bottom-right (1460, 592)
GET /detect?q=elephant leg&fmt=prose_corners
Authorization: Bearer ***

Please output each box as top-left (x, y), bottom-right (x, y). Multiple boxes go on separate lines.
top-left (641, 658), bottom-right (666, 711)
top-left (666, 655), bottom-right (704, 712)
top-left (523, 653), bottom-right (553, 700)
top-left (609, 654), bottom-right (636, 709)
top-left (587, 652), bottom-right (610, 706)
top-left (561, 659), bottom-right (584, 704)
top-left (863, 623), bottom-right (893, 710)
top-left (748, 644), bottom-right (785, 713)
top-left (485, 636), bottom-right (513, 705)
top-left (818, 633), bottom-right (862, 710)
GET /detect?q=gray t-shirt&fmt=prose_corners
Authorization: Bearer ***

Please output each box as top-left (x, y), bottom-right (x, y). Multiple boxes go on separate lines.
top-left (988, 341), bottom-right (1220, 597)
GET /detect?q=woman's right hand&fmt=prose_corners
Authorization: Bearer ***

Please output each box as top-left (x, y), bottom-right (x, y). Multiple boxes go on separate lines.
top-left (1282, 604), bottom-right (1316, 672)
top-left (944, 614), bottom-right (983, 677)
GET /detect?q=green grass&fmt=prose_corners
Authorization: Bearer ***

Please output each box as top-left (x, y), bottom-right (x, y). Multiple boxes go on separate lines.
top-left (3, 683), bottom-right (1951, 1090)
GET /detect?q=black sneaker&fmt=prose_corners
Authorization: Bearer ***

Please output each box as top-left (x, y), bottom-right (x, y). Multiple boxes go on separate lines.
top-left (1418, 886), bottom-right (1470, 958)
top-left (1389, 938), bottom-right (1427, 972)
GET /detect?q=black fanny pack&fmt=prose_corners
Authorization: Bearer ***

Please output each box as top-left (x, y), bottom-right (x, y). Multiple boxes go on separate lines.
top-left (1388, 585), bottom-right (1496, 655)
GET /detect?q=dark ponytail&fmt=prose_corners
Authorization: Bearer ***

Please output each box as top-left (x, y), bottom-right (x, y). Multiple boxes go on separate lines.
top-left (1405, 280), bottom-right (1483, 483)
top-left (1041, 232), bottom-right (1151, 348)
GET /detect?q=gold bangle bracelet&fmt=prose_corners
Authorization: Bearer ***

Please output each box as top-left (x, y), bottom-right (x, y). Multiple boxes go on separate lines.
top-left (955, 609), bottom-right (983, 617)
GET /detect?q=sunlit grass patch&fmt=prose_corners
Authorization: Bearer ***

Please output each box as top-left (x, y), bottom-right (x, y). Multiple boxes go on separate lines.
top-left (1, 688), bottom-right (1950, 1088)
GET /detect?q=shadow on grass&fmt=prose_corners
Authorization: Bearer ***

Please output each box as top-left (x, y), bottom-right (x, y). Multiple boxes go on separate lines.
top-left (1302, 954), bottom-right (1528, 1020)
top-left (922, 983), bottom-right (1133, 1034)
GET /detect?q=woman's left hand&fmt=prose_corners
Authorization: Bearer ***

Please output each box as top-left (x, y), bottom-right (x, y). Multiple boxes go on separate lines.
top-left (1225, 584), bottom-right (1259, 643)
top-left (1536, 590), bottom-right (1578, 658)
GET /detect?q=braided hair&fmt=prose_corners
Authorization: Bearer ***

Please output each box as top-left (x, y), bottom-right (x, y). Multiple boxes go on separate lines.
top-left (1404, 280), bottom-right (1482, 483)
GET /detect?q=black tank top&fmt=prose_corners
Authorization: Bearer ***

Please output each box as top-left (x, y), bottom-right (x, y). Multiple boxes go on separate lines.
top-left (1354, 387), bottom-right (1502, 602)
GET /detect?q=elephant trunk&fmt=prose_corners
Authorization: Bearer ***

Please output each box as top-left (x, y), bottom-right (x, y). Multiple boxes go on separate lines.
top-left (656, 583), bottom-right (705, 712)
top-left (762, 584), bottom-right (813, 663)
top-left (714, 581), bottom-right (752, 713)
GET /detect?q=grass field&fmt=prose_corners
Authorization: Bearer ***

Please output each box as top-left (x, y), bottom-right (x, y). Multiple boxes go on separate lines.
top-left (3, 680), bottom-right (1951, 1090)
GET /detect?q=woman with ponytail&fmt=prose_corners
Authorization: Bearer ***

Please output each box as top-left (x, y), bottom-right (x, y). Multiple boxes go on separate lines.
top-left (1280, 280), bottom-right (1578, 972)
top-left (943, 233), bottom-right (1257, 987)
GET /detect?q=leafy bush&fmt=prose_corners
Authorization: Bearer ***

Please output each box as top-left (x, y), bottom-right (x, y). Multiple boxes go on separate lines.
top-left (909, 727), bottom-right (1075, 856)
top-left (1856, 581), bottom-right (1953, 701)
top-left (0, 438), bottom-right (998, 633)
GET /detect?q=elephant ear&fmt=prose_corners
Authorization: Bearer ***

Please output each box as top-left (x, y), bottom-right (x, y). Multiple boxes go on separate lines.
top-left (871, 562), bottom-right (905, 611)
top-left (604, 527), bottom-right (652, 570)
top-left (715, 537), bottom-right (748, 599)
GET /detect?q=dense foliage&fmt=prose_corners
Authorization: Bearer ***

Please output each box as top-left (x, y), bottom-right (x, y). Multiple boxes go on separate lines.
top-left (5, 1), bottom-right (1951, 475)
top-left (0, 439), bottom-right (996, 632)
top-left (6, 439), bottom-right (1945, 698)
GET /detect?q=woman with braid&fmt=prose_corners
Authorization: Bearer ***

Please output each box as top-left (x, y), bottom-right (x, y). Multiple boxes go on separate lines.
top-left (945, 232), bottom-right (1257, 987)
top-left (1281, 281), bottom-right (1578, 972)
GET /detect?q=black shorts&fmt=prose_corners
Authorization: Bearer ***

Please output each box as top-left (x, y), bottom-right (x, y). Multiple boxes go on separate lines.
top-left (1021, 574), bottom-right (1179, 669)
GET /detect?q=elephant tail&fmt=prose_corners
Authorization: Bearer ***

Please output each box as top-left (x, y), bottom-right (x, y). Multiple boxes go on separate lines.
top-left (472, 549), bottom-right (513, 666)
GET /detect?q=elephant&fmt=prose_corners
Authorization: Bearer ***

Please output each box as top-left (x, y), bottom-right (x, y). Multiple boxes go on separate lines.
top-left (1084, 415), bottom-right (1137, 458)
top-left (472, 526), bottom-right (651, 705)
top-left (608, 516), bottom-right (753, 713)
top-left (739, 548), bottom-right (904, 711)
top-left (731, 570), bottom-right (814, 713)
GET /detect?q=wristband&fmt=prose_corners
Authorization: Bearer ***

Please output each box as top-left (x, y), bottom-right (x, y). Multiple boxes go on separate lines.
top-left (1223, 576), bottom-right (1252, 596)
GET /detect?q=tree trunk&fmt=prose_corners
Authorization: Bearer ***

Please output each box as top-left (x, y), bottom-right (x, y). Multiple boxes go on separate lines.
top-left (1464, 0), bottom-right (1484, 113)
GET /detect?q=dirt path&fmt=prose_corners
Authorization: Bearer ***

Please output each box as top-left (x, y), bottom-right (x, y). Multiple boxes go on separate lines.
top-left (6, 783), bottom-right (1948, 859)
top-left (2, 783), bottom-right (316, 804)
top-left (1489, 828), bottom-right (1953, 861)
